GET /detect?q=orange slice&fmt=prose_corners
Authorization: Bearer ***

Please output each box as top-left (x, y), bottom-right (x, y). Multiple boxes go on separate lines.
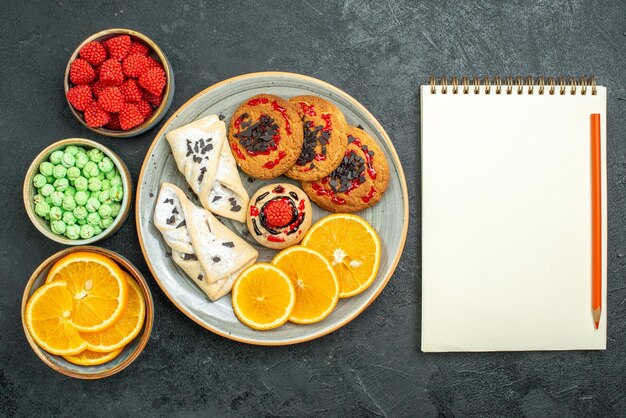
top-left (231, 263), bottom-right (296, 330)
top-left (63, 348), bottom-right (124, 366)
top-left (25, 281), bottom-right (87, 356)
top-left (302, 214), bottom-right (381, 298)
top-left (45, 252), bottom-right (128, 333)
top-left (79, 273), bottom-right (146, 352)
top-left (272, 246), bottom-right (339, 324)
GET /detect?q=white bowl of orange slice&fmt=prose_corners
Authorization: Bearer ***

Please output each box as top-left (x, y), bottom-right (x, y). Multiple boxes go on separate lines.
top-left (21, 246), bottom-right (153, 379)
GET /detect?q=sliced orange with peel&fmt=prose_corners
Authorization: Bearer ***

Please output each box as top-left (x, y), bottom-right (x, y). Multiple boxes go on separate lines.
top-left (63, 348), bottom-right (124, 366)
top-left (25, 281), bottom-right (87, 356)
top-left (231, 263), bottom-right (296, 330)
top-left (302, 214), bottom-right (381, 298)
top-left (272, 246), bottom-right (339, 324)
top-left (79, 273), bottom-right (146, 352)
top-left (45, 252), bottom-right (128, 333)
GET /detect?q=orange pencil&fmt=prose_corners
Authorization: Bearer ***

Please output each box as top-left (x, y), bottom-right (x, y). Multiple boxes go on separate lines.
top-left (591, 114), bottom-right (602, 330)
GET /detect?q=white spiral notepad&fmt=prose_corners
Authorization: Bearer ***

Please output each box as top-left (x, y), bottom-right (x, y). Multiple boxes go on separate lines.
top-left (420, 77), bottom-right (607, 352)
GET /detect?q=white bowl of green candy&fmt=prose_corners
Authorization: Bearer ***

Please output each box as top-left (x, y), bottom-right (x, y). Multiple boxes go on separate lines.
top-left (24, 138), bottom-right (132, 245)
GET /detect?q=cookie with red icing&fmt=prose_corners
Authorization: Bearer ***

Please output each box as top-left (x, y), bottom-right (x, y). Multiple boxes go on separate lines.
top-left (301, 126), bottom-right (389, 213)
top-left (246, 183), bottom-right (312, 249)
top-left (285, 95), bottom-right (349, 182)
top-left (228, 94), bottom-right (303, 179)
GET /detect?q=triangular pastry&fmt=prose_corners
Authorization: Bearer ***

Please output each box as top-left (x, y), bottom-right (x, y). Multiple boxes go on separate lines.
top-left (166, 115), bottom-right (249, 222)
top-left (154, 182), bottom-right (258, 301)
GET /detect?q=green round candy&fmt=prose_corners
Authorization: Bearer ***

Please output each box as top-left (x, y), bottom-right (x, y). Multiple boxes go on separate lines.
top-left (34, 201), bottom-right (50, 217)
top-left (62, 211), bottom-right (76, 225)
top-left (77, 218), bottom-right (87, 226)
top-left (62, 195), bottom-right (77, 211)
top-left (49, 150), bottom-right (64, 164)
top-left (93, 225), bottom-right (103, 235)
top-left (86, 197), bottom-right (101, 213)
top-left (65, 224), bottom-right (80, 240)
top-left (105, 169), bottom-right (116, 180)
top-left (74, 191), bottom-right (89, 206)
top-left (98, 204), bottom-right (112, 218)
top-left (33, 174), bottom-right (47, 188)
top-left (76, 146), bottom-right (87, 155)
top-left (100, 217), bottom-right (114, 229)
top-left (80, 224), bottom-right (94, 239)
top-left (75, 152), bottom-right (89, 169)
top-left (98, 157), bottom-right (115, 173)
top-left (97, 172), bottom-right (105, 180)
top-left (111, 185), bottom-right (123, 202)
top-left (65, 145), bottom-right (79, 156)
top-left (45, 196), bottom-right (53, 205)
top-left (40, 184), bottom-right (54, 197)
top-left (50, 191), bottom-right (64, 207)
top-left (61, 152), bottom-right (75, 168)
top-left (44, 214), bottom-right (50, 221)
top-left (64, 186), bottom-right (76, 197)
top-left (52, 165), bottom-right (67, 179)
top-left (90, 191), bottom-right (101, 200)
top-left (49, 206), bottom-right (62, 221)
top-left (87, 149), bottom-right (104, 163)
top-left (74, 176), bottom-right (88, 191)
top-left (88, 177), bottom-right (102, 192)
top-left (33, 194), bottom-right (45, 205)
top-left (51, 220), bottom-right (67, 235)
top-left (39, 161), bottom-right (54, 176)
top-left (67, 166), bottom-right (81, 181)
top-left (73, 206), bottom-right (88, 220)
top-left (84, 161), bottom-right (99, 178)
top-left (98, 190), bottom-right (110, 203)
top-left (46, 175), bottom-right (55, 184)
top-left (110, 174), bottom-right (122, 187)
top-left (87, 212), bottom-right (101, 226)
top-left (101, 179), bottom-right (111, 191)
top-left (110, 202), bottom-right (121, 217)
top-left (53, 177), bottom-right (69, 192)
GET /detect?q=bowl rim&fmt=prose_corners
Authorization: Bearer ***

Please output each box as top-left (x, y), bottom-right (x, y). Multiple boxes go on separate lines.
top-left (64, 28), bottom-right (173, 138)
top-left (23, 138), bottom-right (132, 245)
top-left (21, 245), bottom-right (154, 380)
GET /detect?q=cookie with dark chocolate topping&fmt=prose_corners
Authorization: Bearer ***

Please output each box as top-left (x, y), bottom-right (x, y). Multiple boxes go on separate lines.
top-left (227, 94), bottom-right (303, 179)
top-left (301, 126), bottom-right (389, 212)
top-left (285, 95), bottom-right (349, 182)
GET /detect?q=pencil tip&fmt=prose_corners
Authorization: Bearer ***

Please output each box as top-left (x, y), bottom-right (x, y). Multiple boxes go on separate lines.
top-left (593, 308), bottom-right (601, 329)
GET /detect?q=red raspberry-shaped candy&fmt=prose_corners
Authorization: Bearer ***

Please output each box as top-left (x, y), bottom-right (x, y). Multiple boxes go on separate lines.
top-left (138, 66), bottom-right (166, 96)
top-left (104, 35), bottom-right (131, 60)
top-left (79, 41), bottom-right (107, 66)
top-left (66, 85), bottom-right (93, 111)
top-left (129, 41), bottom-right (149, 56)
top-left (118, 103), bottom-right (145, 131)
top-left (84, 103), bottom-right (110, 128)
top-left (143, 90), bottom-right (162, 107)
top-left (262, 198), bottom-right (293, 228)
top-left (90, 80), bottom-right (106, 98)
top-left (145, 56), bottom-right (162, 69)
top-left (98, 87), bottom-right (124, 113)
top-left (122, 53), bottom-right (151, 78)
top-left (119, 79), bottom-right (143, 103)
top-left (99, 59), bottom-right (125, 86)
top-left (135, 99), bottom-right (153, 118)
top-left (69, 58), bottom-right (96, 85)
top-left (105, 113), bottom-right (121, 130)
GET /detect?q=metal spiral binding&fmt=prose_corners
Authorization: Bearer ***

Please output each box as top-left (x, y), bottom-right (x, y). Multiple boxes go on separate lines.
top-left (429, 76), bottom-right (597, 95)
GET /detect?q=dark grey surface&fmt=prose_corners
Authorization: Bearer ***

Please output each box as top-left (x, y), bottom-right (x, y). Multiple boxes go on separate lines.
top-left (1, 0), bottom-right (625, 416)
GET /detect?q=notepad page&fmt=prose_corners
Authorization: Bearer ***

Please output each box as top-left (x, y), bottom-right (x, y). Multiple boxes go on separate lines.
top-left (420, 86), bottom-right (607, 352)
